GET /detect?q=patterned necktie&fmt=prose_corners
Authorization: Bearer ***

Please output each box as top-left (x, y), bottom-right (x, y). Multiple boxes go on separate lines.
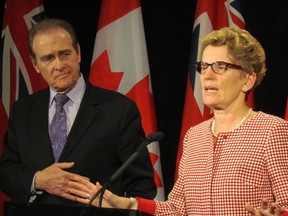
top-left (49, 94), bottom-right (69, 162)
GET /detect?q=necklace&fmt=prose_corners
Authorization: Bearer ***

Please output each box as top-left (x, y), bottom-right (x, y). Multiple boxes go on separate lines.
top-left (212, 108), bottom-right (252, 137)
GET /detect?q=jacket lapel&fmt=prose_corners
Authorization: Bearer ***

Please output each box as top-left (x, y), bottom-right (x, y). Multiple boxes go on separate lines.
top-left (31, 89), bottom-right (56, 165)
top-left (59, 83), bottom-right (100, 161)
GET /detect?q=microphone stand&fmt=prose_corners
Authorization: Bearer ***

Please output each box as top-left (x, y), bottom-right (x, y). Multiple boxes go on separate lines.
top-left (87, 150), bottom-right (141, 209)
top-left (79, 132), bottom-right (164, 216)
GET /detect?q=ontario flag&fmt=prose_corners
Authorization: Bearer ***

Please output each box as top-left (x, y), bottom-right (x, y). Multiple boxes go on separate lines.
top-left (89, 0), bottom-right (165, 200)
top-left (175, 0), bottom-right (253, 179)
top-left (0, 0), bottom-right (46, 214)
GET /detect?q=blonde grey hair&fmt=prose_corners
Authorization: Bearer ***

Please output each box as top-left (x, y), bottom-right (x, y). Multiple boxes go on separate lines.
top-left (199, 27), bottom-right (266, 87)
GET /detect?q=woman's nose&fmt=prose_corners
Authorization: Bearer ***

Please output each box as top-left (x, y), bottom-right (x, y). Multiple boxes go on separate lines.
top-left (202, 66), bottom-right (215, 79)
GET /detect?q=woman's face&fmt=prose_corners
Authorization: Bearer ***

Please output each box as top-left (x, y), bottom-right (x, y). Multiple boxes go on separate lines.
top-left (200, 45), bottom-right (250, 111)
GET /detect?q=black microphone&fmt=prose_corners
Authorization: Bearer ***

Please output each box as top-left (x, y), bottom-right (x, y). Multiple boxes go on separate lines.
top-left (82, 131), bottom-right (164, 213)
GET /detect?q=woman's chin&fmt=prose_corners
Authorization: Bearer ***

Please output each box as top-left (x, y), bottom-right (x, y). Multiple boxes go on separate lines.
top-left (204, 101), bottom-right (217, 109)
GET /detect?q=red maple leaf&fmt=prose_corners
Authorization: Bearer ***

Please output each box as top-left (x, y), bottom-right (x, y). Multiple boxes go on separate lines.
top-left (89, 50), bottom-right (123, 91)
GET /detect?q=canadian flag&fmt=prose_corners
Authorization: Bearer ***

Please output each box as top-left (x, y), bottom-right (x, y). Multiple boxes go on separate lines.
top-left (175, 0), bottom-right (253, 180)
top-left (89, 0), bottom-right (165, 200)
top-left (0, 0), bottom-right (46, 214)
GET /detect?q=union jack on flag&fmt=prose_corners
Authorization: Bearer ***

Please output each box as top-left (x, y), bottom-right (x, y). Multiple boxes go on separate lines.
top-left (175, 0), bottom-right (253, 179)
top-left (0, 0), bottom-right (46, 214)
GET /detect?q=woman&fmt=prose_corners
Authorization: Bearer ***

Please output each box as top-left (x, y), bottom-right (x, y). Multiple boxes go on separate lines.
top-left (67, 27), bottom-right (288, 215)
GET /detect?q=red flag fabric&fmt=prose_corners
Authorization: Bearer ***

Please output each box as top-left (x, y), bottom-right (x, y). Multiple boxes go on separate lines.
top-left (0, 0), bottom-right (46, 214)
top-left (285, 98), bottom-right (288, 121)
top-left (89, 0), bottom-right (165, 200)
top-left (175, 0), bottom-right (252, 180)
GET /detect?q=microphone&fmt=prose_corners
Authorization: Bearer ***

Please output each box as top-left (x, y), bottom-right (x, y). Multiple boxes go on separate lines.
top-left (83, 131), bottom-right (164, 211)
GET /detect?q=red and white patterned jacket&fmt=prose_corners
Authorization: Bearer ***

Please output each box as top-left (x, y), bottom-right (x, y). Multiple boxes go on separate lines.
top-left (153, 112), bottom-right (288, 215)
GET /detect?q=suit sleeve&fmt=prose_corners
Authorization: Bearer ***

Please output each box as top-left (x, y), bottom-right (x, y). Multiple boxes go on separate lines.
top-left (0, 103), bottom-right (36, 203)
top-left (116, 99), bottom-right (157, 199)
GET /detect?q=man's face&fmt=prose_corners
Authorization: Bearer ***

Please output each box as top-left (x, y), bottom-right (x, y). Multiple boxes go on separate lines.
top-left (31, 28), bottom-right (81, 93)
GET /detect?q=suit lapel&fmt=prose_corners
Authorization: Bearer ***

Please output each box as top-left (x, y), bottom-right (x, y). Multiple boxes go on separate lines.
top-left (31, 89), bottom-right (56, 164)
top-left (59, 83), bottom-right (100, 161)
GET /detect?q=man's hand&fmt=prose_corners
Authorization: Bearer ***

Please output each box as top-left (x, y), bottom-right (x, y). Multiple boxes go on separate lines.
top-left (67, 176), bottom-right (131, 209)
top-left (34, 162), bottom-right (89, 200)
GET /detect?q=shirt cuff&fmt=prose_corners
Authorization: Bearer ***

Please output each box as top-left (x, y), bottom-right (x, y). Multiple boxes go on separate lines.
top-left (30, 172), bottom-right (43, 195)
top-left (136, 197), bottom-right (156, 215)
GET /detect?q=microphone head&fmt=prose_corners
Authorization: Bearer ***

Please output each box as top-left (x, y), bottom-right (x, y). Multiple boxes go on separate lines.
top-left (147, 131), bottom-right (164, 142)
top-left (154, 131), bottom-right (164, 141)
top-left (147, 133), bottom-right (155, 140)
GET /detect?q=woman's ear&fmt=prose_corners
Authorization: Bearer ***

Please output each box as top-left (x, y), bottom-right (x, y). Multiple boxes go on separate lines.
top-left (242, 72), bottom-right (257, 92)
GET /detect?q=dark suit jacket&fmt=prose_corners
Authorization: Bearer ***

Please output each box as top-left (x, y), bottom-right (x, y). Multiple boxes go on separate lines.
top-left (0, 81), bottom-right (156, 205)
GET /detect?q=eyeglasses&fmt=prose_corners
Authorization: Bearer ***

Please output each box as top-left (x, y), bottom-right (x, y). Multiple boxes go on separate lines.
top-left (194, 61), bottom-right (242, 74)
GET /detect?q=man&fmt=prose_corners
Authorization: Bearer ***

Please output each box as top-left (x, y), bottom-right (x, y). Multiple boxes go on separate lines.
top-left (0, 18), bottom-right (156, 206)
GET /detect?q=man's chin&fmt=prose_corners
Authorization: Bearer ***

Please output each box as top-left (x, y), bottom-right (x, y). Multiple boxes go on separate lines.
top-left (53, 86), bottom-right (70, 93)
top-left (52, 79), bottom-right (77, 93)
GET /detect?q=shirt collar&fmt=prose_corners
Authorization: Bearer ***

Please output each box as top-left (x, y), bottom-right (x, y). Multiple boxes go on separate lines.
top-left (49, 73), bottom-right (86, 108)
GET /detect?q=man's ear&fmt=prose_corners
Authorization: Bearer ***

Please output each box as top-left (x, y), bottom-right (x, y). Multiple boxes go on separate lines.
top-left (77, 44), bottom-right (81, 63)
top-left (30, 56), bottom-right (41, 74)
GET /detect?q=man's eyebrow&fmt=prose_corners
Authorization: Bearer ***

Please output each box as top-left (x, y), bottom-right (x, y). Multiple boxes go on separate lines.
top-left (59, 49), bottom-right (72, 53)
top-left (40, 53), bottom-right (54, 60)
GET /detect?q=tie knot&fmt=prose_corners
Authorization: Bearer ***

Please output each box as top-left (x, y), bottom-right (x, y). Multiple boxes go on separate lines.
top-left (54, 94), bottom-right (69, 107)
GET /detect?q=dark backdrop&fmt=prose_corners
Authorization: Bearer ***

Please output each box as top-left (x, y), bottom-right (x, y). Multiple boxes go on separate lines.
top-left (1, 0), bottom-right (287, 198)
